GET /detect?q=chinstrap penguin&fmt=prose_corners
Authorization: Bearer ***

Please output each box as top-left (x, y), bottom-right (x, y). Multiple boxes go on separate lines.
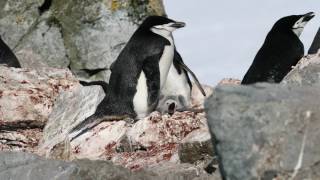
top-left (69, 16), bottom-right (186, 139)
top-left (241, 12), bottom-right (315, 84)
top-left (157, 50), bottom-right (206, 115)
top-left (308, 27), bottom-right (320, 54)
top-left (0, 36), bottom-right (21, 68)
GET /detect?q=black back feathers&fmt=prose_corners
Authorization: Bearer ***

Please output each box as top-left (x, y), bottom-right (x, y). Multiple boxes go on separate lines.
top-left (242, 13), bottom-right (315, 85)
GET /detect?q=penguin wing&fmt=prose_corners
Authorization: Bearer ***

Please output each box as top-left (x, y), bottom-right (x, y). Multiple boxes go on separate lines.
top-left (173, 50), bottom-right (206, 96)
top-left (142, 54), bottom-right (162, 107)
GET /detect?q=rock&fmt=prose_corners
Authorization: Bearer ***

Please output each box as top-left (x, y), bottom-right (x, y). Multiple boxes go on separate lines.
top-left (283, 52), bottom-right (320, 86)
top-left (0, 66), bottom-right (78, 128)
top-left (0, 0), bottom-right (166, 81)
top-left (146, 162), bottom-right (221, 180)
top-left (191, 84), bottom-right (214, 108)
top-left (0, 129), bottom-right (42, 153)
top-left (0, 152), bottom-right (220, 180)
top-left (217, 78), bottom-right (241, 86)
top-left (15, 14), bottom-right (69, 68)
top-left (68, 111), bottom-right (209, 170)
top-left (39, 87), bottom-right (216, 175)
top-left (0, 65), bottom-right (79, 153)
top-left (178, 129), bottom-right (214, 164)
top-left (0, 0), bottom-right (42, 48)
top-left (206, 83), bottom-right (320, 179)
top-left (39, 85), bottom-right (105, 157)
top-left (0, 151), bottom-right (157, 180)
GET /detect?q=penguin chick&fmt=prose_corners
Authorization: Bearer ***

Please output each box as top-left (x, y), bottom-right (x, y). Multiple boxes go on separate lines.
top-left (157, 50), bottom-right (206, 115)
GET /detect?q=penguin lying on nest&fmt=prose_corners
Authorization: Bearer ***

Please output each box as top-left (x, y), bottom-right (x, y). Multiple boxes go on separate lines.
top-left (69, 16), bottom-right (206, 140)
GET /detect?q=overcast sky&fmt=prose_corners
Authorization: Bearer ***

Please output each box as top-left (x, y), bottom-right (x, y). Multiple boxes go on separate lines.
top-left (163, 0), bottom-right (320, 85)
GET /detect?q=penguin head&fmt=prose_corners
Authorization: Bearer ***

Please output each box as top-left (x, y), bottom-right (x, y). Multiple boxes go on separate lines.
top-left (139, 16), bottom-right (185, 38)
top-left (273, 12), bottom-right (315, 37)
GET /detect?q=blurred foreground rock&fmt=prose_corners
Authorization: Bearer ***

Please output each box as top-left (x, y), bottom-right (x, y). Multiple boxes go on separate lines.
top-left (206, 53), bottom-right (320, 179)
top-left (0, 152), bottom-right (220, 180)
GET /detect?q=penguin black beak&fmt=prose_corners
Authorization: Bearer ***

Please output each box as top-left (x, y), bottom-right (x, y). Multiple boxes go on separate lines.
top-left (170, 22), bottom-right (186, 28)
top-left (303, 12), bottom-right (315, 22)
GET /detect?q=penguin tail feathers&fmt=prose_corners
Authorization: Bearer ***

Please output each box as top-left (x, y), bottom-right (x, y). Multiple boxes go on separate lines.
top-left (177, 61), bottom-right (207, 97)
top-left (68, 114), bottom-right (130, 141)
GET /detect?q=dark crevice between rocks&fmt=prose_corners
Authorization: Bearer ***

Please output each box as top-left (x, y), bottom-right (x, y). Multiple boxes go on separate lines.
top-left (38, 0), bottom-right (53, 15)
top-left (0, 121), bottom-right (45, 131)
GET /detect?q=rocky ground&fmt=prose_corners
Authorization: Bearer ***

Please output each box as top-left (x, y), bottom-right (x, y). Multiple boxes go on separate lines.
top-left (0, 64), bottom-right (221, 179)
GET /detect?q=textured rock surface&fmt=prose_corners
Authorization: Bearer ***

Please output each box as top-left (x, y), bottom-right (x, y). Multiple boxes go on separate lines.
top-left (0, 152), bottom-right (219, 180)
top-left (283, 53), bottom-right (320, 86)
top-left (0, 0), bottom-right (166, 81)
top-left (0, 151), bottom-right (157, 180)
top-left (0, 65), bottom-right (79, 153)
top-left (39, 85), bottom-right (105, 155)
top-left (41, 111), bottom-right (213, 171)
top-left (178, 129), bottom-right (214, 164)
top-left (206, 83), bottom-right (320, 180)
top-left (0, 66), bottom-right (78, 127)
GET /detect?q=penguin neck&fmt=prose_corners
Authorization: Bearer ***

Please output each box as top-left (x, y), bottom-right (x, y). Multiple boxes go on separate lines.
top-left (150, 28), bottom-right (174, 43)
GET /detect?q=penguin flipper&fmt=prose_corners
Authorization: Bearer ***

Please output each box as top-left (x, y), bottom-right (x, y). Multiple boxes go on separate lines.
top-left (142, 54), bottom-right (161, 107)
top-left (174, 55), bottom-right (206, 97)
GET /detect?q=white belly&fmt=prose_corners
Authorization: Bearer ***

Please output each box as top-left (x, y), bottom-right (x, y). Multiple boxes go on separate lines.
top-left (159, 40), bottom-right (174, 88)
top-left (133, 71), bottom-right (149, 118)
top-left (161, 65), bottom-right (191, 106)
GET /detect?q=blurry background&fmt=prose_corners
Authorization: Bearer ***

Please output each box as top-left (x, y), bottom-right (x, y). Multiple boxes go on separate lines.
top-left (164, 0), bottom-right (320, 85)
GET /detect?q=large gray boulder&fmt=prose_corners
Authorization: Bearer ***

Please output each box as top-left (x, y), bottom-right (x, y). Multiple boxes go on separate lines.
top-left (206, 83), bottom-right (320, 179)
top-left (0, 152), bottom-right (219, 180)
top-left (0, 151), bottom-right (155, 180)
top-left (0, 0), bottom-right (166, 81)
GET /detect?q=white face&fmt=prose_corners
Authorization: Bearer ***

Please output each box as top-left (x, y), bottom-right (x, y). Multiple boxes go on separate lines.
top-left (292, 17), bottom-right (308, 37)
top-left (150, 22), bottom-right (177, 38)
